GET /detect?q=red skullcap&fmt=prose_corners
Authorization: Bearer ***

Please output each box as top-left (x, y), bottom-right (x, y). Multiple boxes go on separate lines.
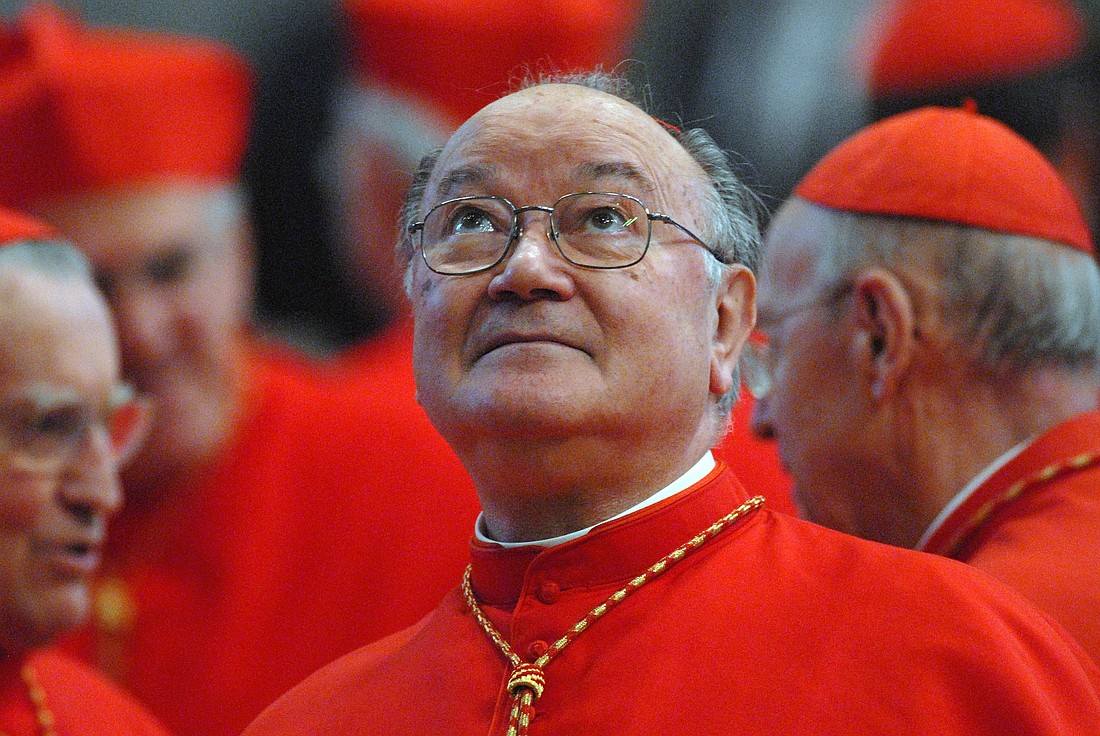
top-left (795, 105), bottom-right (1093, 254)
top-left (0, 206), bottom-right (54, 244)
top-left (864, 0), bottom-right (1085, 97)
top-left (0, 3), bottom-right (253, 209)
top-left (342, 0), bottom-right (641, 128)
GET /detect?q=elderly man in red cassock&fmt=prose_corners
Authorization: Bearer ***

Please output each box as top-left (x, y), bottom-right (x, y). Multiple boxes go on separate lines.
top-left (0, 206), bottom-right (169, 735)
top-left (751, 103), bottom-right (1100, 665)
top-left (244, 72), bottom-right (1100, 735)
top-left (0, 6), bottom-right (480, 736)
top-left (322, 0), bottom-right (796, 515)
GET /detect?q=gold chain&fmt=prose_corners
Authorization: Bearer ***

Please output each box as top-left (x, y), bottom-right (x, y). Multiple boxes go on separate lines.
top-left (463, 494), bottom-right (765, 736)
top-left (0, 665), bottom-right (58, 736)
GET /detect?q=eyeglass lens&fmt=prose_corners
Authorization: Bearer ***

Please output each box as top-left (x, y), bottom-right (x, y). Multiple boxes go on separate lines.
top-left (420, 193), bottom-right (651, 273)
top-left (2, 384), bottom-right (146, 473)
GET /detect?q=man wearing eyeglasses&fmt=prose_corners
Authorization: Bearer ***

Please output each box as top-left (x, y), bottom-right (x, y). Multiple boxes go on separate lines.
top-left (245, 74), bottom-right (1100, 735)
top-left (0, 206), bottom-right (170, 735)
top-left (325, 0), bottom-right (797, 520)
top-left (0, 7), bottom-right (480, 736)
top-left (750, 104), bottom-right (1100, 666)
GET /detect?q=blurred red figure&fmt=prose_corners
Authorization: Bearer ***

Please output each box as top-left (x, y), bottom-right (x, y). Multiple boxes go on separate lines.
top-left (0, 6), bottom-right (480, 735)
top-left (857, 0), bottom-right (1098, 229)
top-left (0, 206), bottom-right (169, 736)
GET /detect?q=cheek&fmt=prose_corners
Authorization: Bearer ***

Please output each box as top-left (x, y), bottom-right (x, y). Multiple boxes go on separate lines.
top-left (410, 273), bottom-right (479, 343)
top-left (176, 283), bottom-right (241, 360)
top-left (0, 476), bottom-right (50, 536)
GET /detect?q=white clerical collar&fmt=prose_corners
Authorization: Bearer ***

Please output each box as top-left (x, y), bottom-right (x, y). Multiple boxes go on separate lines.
top-left (475, 452), bottom-right (717, 549)
top-left (915, 438), bottom-right (1031, 551)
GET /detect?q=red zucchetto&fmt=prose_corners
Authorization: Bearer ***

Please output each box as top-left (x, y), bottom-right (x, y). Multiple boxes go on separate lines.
top-left (794, 105), bottom-right (1093, 254)
top-left (342, 0), bottom-right (641, 128)
top-left (861, 0), bottom-right (1085, 97)
top-left (0, 3), bottom-right (252, 209)
top-left (0, 205), bottom-right (54, 244)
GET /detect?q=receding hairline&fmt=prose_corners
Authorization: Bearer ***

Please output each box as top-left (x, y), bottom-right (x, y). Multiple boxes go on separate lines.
top-left (424, 83), bottom-right (708, 208)
top-left (433, 160), bottom-right (662, 201)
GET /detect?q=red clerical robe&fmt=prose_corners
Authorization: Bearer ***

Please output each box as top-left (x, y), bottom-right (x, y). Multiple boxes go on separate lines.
top-left (921, 410), bottom-right (1100, 664)
top-left (0, 648), bottom-right (168, 735)
top-left (245, 463), bottom-right (1100, 735)
top-left (339, 319), bottom-right (797, 516)
top-left (60, 339), bottom-right (481, 736)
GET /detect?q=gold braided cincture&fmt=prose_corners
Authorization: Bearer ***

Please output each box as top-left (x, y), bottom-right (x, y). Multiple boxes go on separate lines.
top-left (940, 451), bottom-right (1100, 557)
top-left (462, 494), bottom-right (765, 736)
top-left (20, 665), bottom-right (58, 736)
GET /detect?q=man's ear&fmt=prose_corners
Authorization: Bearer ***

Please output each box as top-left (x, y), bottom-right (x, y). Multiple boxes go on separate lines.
top-left (850, 268), bottom-right (917, 400)
top-left (710, 265), bottom-right (756, 397)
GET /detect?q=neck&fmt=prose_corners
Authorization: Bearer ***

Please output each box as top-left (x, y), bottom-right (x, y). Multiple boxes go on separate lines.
top-left (890, 364), bottom-right (1099, 547)
top-left (468, 429), bottom-right (718, 544)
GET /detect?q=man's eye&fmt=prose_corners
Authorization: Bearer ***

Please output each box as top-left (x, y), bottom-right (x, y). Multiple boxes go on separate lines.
top-left (450, 208), bottom-right (497, 235)
top-left (94, 273), bottom-right (118, 299)
top-left (26, 408), bottom-right (85, 442)
top-left (583, 207), bottom-right (632, 233)
top-left (146, 249), bottom-right (194, 285)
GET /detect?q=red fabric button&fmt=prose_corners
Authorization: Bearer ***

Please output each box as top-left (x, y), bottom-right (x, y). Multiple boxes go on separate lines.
top-left (535, 580), bottom-right (560, 604)
top-left (526, 640), bottom-right (549, 660)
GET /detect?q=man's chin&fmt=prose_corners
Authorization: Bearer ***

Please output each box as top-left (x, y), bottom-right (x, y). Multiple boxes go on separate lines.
top-left (17, 587), bottom-right (90, 649)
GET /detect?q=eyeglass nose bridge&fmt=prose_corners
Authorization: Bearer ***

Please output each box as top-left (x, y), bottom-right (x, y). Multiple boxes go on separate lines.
top-left (508, 204), bottom-right (558, 249)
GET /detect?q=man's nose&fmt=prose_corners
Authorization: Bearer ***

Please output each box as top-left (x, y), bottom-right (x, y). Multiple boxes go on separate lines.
top-left (60, 428), bottom-right (124, 522)
top-left (111, 284), bottom-right (174, 367)
top-left (487, 216), bottom-right (576, 302)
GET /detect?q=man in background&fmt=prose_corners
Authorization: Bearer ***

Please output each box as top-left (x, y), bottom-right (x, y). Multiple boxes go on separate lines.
top-left (0, 6), bottom-right (479, 735)
top-left (0, 205), bottom-right (168, 735)
top-left (752, 104), bottom-right (1100, 663)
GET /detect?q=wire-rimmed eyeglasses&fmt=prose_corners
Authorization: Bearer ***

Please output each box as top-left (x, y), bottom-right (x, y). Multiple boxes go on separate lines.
top-left (408, 192), bottom-right (712, 275)
top-left (742, 281), bottom-right (856, 399)
top-left (0, 383), bottom-right (149, 474)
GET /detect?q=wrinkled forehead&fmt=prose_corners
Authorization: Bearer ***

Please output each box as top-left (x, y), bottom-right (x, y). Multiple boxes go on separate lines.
top-left (424, 84), bottom-right (707, 210)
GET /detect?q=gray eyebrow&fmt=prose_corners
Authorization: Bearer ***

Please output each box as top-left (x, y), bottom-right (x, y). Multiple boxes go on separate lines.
top-left (435, 165), bottom-right (495, 199)
top-left (575, 162), bottom-right (658, 193)
top-left (12, 385), bottom-right (83, 413)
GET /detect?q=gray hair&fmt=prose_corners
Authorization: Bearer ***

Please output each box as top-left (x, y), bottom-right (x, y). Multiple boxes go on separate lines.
top-left (319, 80), bottom-right (447, 256)
top-left (397, 71), bottom-right (765, 419)
top-left (810, 209), bottom-right (1100, 376)
top-left (0, 239), bottom-right (94, 283)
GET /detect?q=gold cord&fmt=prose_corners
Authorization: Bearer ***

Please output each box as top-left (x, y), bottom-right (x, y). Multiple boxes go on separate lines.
top-left (1, 665), bottom-right (59, 736)
top-left (463, 494), bottom-right (765, 736)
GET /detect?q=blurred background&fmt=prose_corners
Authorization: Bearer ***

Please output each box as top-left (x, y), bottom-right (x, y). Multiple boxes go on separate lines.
top-left (2, 0), bottom-right (1098, 355)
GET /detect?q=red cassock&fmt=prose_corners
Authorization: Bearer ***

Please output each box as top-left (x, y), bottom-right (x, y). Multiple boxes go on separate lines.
top-left (921, 410), bottom-right (1100, 664)
top-left (0, 648), bottom-right (168, 735)
top-left (339, 319), bottom-right (797, 517)
top-left (59, 339), bottom-right (481, 736)
top-left (244, 463), bottom-right (1100, 735)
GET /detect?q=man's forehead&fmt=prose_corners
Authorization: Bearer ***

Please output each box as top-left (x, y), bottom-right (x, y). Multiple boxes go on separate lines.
top-left (429, 84), bottom-right (692, 196)
top-left (433, 160), bottom-right (660, 200)
top-left (38, 189), bottom-right (230, 269)
top-left (470, 83), bottom-right (652, 127)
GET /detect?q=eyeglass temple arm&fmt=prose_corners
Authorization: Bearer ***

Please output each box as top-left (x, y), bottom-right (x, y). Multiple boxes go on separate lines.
top-left (650, 213), bottom-right (710, 250)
